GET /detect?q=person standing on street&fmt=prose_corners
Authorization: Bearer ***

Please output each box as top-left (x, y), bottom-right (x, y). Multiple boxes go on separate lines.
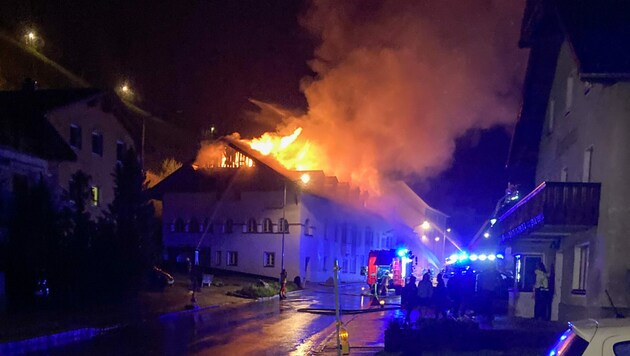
top-left (402, 275), bottom-right (418, 325)
top-left (279, 269), bottom-right (288, 300)
top-left (533, 262), bottom-right (550, 320)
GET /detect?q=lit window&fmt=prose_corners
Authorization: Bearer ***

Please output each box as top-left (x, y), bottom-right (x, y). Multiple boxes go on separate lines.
top-left (582, 146), bottom-right (593, 183)
top-left (70, 124), bottom-right (82, 149)
top-left (227, 251), bottom-right (238, 266)
top-left (572, 244), bottom-right (589, 293)
top-left (263, 252), bottom-right (275, 267)
top-left (90, 186), bottom-right (99, 207)
top-left (263, 218), bottom-right (273, 233)
top-left (116, 141), bottom-right (126, 162)
top-left (92, 131), bottom-right (103, 156)
top-left (214, 251), bottom-right (221, 266)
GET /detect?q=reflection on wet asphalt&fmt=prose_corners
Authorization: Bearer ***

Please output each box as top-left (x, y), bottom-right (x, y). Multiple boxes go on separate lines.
top-left (36, 284), bottom-right (384, 355)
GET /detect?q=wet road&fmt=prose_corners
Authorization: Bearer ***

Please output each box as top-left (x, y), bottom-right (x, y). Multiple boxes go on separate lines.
top-left (37, 284), bottom-right (386, 355)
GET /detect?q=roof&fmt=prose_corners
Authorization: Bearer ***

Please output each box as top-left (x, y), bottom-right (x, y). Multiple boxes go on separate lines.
top-left (0, 89), bottom-right (82, 161)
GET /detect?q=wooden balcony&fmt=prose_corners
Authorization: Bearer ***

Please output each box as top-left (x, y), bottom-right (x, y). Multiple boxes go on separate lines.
top-left (495, 182), bottom-right (601, 242)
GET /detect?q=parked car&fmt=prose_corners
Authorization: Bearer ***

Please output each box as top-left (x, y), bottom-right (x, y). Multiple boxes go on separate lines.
top-left (548, 318), bottom-right (630, 355)
top-left (151, 266), bottom-right (175, 288)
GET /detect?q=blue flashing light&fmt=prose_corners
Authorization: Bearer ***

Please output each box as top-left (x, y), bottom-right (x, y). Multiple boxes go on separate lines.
top-left (397, 248), bottom-right (409, 257)
top-left (458, 253), bottom-right (468, 262)
top-left (488, 254), bottom-right (496, 261)
top-left (469, 254), bottom-right (478, 261)
top-left (449, 253), bottom-right (458, 261)
top-left (496, 253), bottom-right (504, 259)
top-left (478, 254), bottom-right (487, 261)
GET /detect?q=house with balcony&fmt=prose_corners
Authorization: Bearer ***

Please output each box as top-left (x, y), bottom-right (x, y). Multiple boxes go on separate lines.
top-left (151, 137), bottom-right (447, 284)
top-left (494, 0), bottom-right (630, 321)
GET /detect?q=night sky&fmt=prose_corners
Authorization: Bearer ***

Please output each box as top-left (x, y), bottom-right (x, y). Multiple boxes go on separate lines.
top-left (0, 0), bottom-right (526, 242)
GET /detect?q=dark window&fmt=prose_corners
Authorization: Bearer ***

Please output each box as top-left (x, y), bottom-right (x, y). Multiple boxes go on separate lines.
top-left (247, 218), bottom-right (258, 233)
top-left (203, 219), bottom-right (213, 233)
top-left (224, 219), bottom-right (233, 234)
top-left (188, 218), bottom-right (199, 233)
top-left (92, 131), bottom-right (103, 156)
top-left (264, 252), bottom-right (275, 267)
top-left (116, 141), bottom-right (126, 162)
top-left (70, 125), bottom-right (82, 149)
top-left (515, 255), bottom-right (542, 292)
top-left (214, 251), bottom-right (221, 266)
top-left (278, 218), bottom-right (289, 233)
top-left (263, 218), bottom-right (273, 233)
top-left (174, 218), bottom-right (185, 232)
top-left (614, 341), bottom-right (630, 355)
top-left (227, 251), bottom-right (238, 266)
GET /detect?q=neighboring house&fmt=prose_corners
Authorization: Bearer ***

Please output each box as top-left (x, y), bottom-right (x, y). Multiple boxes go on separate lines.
top-left (0, 89), bottom-right (77, 311)
top-left (0, 84), bottom-right (136, 216)
top-left (495, 0), bottom-right (630, 321)
top-left (152, 137), bottom-right (446, 284)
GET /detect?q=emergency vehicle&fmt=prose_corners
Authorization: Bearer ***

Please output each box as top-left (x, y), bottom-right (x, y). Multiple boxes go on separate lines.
top-left (366, 248), bottom-right (415, 295)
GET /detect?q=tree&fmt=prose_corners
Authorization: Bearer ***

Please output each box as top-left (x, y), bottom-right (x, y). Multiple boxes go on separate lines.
top-left (105, 148), bottom-right (159, 295)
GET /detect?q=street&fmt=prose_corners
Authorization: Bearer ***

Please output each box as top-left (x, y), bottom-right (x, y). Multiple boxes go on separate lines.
top-left (35, 283), bottom-right (389, 355)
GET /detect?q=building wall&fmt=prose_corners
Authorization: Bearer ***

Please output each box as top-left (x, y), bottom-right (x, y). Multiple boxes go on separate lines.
top-left (162, 184), bottom-right (398, 284)
top-left (535, 41), bottom-right (630, 318)
top-left (45, 96), bottom-right (134, 216)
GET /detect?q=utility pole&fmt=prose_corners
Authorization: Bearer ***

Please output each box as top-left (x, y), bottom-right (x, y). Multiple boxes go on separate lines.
top-left (334, 259), bottom-right (341, 356)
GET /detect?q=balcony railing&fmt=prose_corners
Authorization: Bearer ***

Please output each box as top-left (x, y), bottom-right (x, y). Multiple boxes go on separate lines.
top-left (495, 182), bottom-right (601, 241)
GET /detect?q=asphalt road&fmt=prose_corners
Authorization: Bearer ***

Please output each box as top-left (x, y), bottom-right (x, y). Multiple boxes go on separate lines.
top-left (36, 283), bottom-right (381, 355)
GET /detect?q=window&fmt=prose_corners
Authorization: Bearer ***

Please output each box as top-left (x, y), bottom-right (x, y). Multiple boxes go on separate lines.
top-left (342, 258), bottom-right (348, 273)
top-left (278, 218), bottom-right (289, 233)
top-left (561, 167), bottom-right (568, 182)
top-left (174, 218), bottom-right (185, 232)
top-left (247, 218), bottom-right (258, 233)
top-left (565, 75), bottom-right (574, 114)
top-left (547, 99), bottom-right (555, 134)
top-left (264, 252), bottom-right (275, 267)
top-left (341, 223), bottom-right (347, 244)
top-left (349, 257), bottom-right (357, 274)
top-left (262, 218), bottom-right (273, 233)
top-left (214, 251), bottom-right (222, 266)
top-left (116, 141), bottom-right (126, 162)
top-left (583, 146), bottom-right (593, 183)
top-left (614, 341), bottom-right (630, 355)
top-left (365, 228), bottom-right (374, 248)
top-left (90, 186), bottom-right (100, 207)
top-left (227, 251), bottom-right (238, 266)
top-left (304, 218), bottom-right (313, 236)
top-left (92, 131), bottom-right (103, 156)
top-left (70, 124), bottom-right (82, 149)
top-left (322, 256), bottom-right (328, 271)
top-left (572, 244), bottom-right (589, 293)
top-left (188, 218), bottom-right (199, 233)
top-left (515, 254), bottom-right (542, 292)
top-left (224, 219), bottom-right (233, 233)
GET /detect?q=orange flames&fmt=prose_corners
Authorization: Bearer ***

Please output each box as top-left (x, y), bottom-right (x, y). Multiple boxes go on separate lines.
top-left (242, 127), bottom-right (321, 172)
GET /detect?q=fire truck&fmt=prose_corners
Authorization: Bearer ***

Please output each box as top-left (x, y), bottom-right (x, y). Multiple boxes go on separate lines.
top-left (366, 248), bottom-right (415, 295)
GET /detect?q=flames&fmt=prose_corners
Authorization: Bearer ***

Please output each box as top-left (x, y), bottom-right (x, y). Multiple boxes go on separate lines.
top-left (242, 127), bottom-right (320, 172)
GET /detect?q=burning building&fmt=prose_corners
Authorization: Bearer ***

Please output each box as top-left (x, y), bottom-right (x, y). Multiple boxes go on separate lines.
top-left (151, 133), bottom-right (447, 284)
